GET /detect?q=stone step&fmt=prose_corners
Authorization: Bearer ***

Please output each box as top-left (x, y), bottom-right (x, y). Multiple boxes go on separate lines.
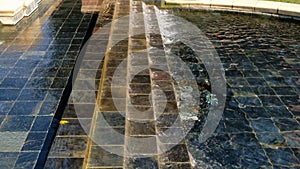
top-left (0, 0), bottom-right (39, 25)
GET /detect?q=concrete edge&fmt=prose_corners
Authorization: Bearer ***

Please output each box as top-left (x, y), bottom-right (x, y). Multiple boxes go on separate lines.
top-left (163, 0), bottom-right (300, 19)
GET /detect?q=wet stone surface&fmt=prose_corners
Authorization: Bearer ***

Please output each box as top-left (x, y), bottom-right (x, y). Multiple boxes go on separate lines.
top-left (0, 0), bottom-right (94, 167)
top-left (173, 9), bottom-right (300, 168)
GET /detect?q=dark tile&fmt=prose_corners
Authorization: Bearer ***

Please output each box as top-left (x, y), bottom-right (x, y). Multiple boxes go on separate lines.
top-left (250, 118), bottom-right (279, 132)
top-left (57, 118), bottom-right (90, 136)
top-left (265, 148), bottom-right (299, 166)
top-left (130, 75), bottom-right (150, 83)
top-left (240, 107), bottom-right (272, 119)
top-left (39, 102), bottom-right (59, 115)
top-left (0, 78), bottom-right (28, 88)
top-left (264, 106), bottom-right (293, 118)
top-left (273, 118), bottom-right (300, 131)
top-left (14, 152), bottom-right (39, 169)
top-left (88, 146), bottom-right (123, 167)
top-left (97, 112), bottom-right (126, 127)
top-left (282, 132), bottom-right (300, 147)
top-left (236, 96), bottom-right (262, 107)
top-left (246, 77), bottom-right (268, 86)
top-left (231, 133), bottom-right (260, 148)
top-left (128, 120), bottom-right (156, 136)
top-left (48, 137), bottom-right (87, 157)
top-left (22, 132), bottom-right (47, 151)
top-left (129, 84), bottom-right (151, 94)
top-left (224, 118), bottom-right (252, 133)
top-left (7, 68), bottom-right (33, 77)
top-left (0, 116), bottom-right (34, 131)
top-left (44, 89), bottom-right (63, 102)
top-left (50, 77), bottom-right (68, 89)
top-left (31, 116), bottom-right (53, 131)
top-left (62, 103), bottom-right (94, 118)
top-left (93, 127), bottom-right (125, 145)
top-left (0, 89), bottom-right (21, 101)
top-left (9, 101), bottom-right (40, 115)
top-left (125, 157), bottom-right (158, 169)
top-left (251, 86), bottom-right (276, 95)
top-left (240, 148), bottom-right (271, 167)
top-left (272, 86), bottom-right (298, 96)
top-left (259, 96), bottom-right (283, 107)
top-left (15, 59), bottom-right (39, 68)
top-left (159, 144), bottom-right (189, 163)
top-left (25, 77), bottom-right (53, 89)
top-left (256, 132), bottom-right (286, 147)
top-left (223, 108), bottom-right (246, 119)
top-left (129, 94), bottom-right (151, 106)
top-left (18, 89), bottom-right (47, 101)
top-left (0, 102), bottom-right (13, 115)
top-left (0, 152), bottom-right (18, 168)
top-left (45, 158), bottom-right (84, 169)
top-left (156, 114), bottom-right (180, 128)
top-left (160, 163), bottom-right (191, 169)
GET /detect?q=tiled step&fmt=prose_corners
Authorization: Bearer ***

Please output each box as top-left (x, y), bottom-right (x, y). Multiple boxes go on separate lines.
top-left (84, 0), bottom-right (130, 168)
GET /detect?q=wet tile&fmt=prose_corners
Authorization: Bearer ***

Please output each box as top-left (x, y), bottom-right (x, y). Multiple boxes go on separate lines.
top-left (157, 114), bottom-right (180, 128)
top-left (223, 108), bottom-right (246, 119)
top-left (251, 86), bottom-right (276, 95)
top-left (282, 132), bottom-right (300, 147)
top-left (231, 133), bottom-right (260, 148)
top-left (273, 118), bottom-right (300, 131)
top-left (62, 103), bottom-right (94, 118)
top-left (125, 156), bottom-right (158, 168)
top-left (0, 132), bottom-right (27, 151)
top-left (0, 102), bottom-right (13, 115)
top-left (246, 77), bottom-right (268, 86)
top-left (0, 152), bottom-right (18, 168)
top-left (126, 136), bottom-right (157, 155)
top-left (265, 106), bottom-right (293, 118)
top-left (159, 163), bottom-right (191, 169)
top-left (18, 89), bottom-right (47, 101)
top-left (39, 101), bottom-right (59, 115)
top-left (272, 87), bottom-right (298, 96)
top-left (45, 158), bottom-right (84, 169)
top-left (224, 118), bottom-right (252, 133)
top-left (0, 116), bottom-right (34, 132)
top-left (240, 148), bottom-right (271, 167)
top-left (250, 118), bottom-right (279, 132)
top-left (14, 152), bottom-right (39, 169)
top-left (152, 81), bottom-right (174, 91)
top-left (154, 101), bottom-right (178, 114)
top-left (129, 94), bottom-right (152, 106)
top-left (0, 78), bottom-right (28, 88)
top-left (57, 118), bottom-right (91, 136)
top-left (88, 146), bottom-right (123, 167)
top-left (22, 132), bottom-right (47, 151)
top-left (258, 96), bottom-right (283, 107)
top-left (256, 132), bottom-right (286, 147)
top-left (265, 148), bottom-right (299, 166)
top-left (241, 107), bottom-right (272, 118)
top-left (9, 101), bottom-right (40, 115)
top-left (129, 84), bottom-right (151, 94)
top-left (159, 144), bottom-right (189, 163)
top-left (48, 137), bottom-right (87, 158)
top-left (130, 75), bottom-right (151, 83)
top-left (26, 77), bottom-right (54, 89)
top-left (50, 77), bottom-right (68, 89)
top-left (96, 112), bottom-right (126, 127)
top-left (31, 116), bottom-right (53, 131)
top-left (0, 89), bottom-right (21, 101)
top-left (236, 96), bottom-right (262, 107)
top-left (128, 120), bottom-right (156, 136)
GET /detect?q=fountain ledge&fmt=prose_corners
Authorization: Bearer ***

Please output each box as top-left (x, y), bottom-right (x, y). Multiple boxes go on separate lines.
top-left (0, 0), bottom-right (40, 25)
top-left (163, 0), bottom-right (300, 19)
